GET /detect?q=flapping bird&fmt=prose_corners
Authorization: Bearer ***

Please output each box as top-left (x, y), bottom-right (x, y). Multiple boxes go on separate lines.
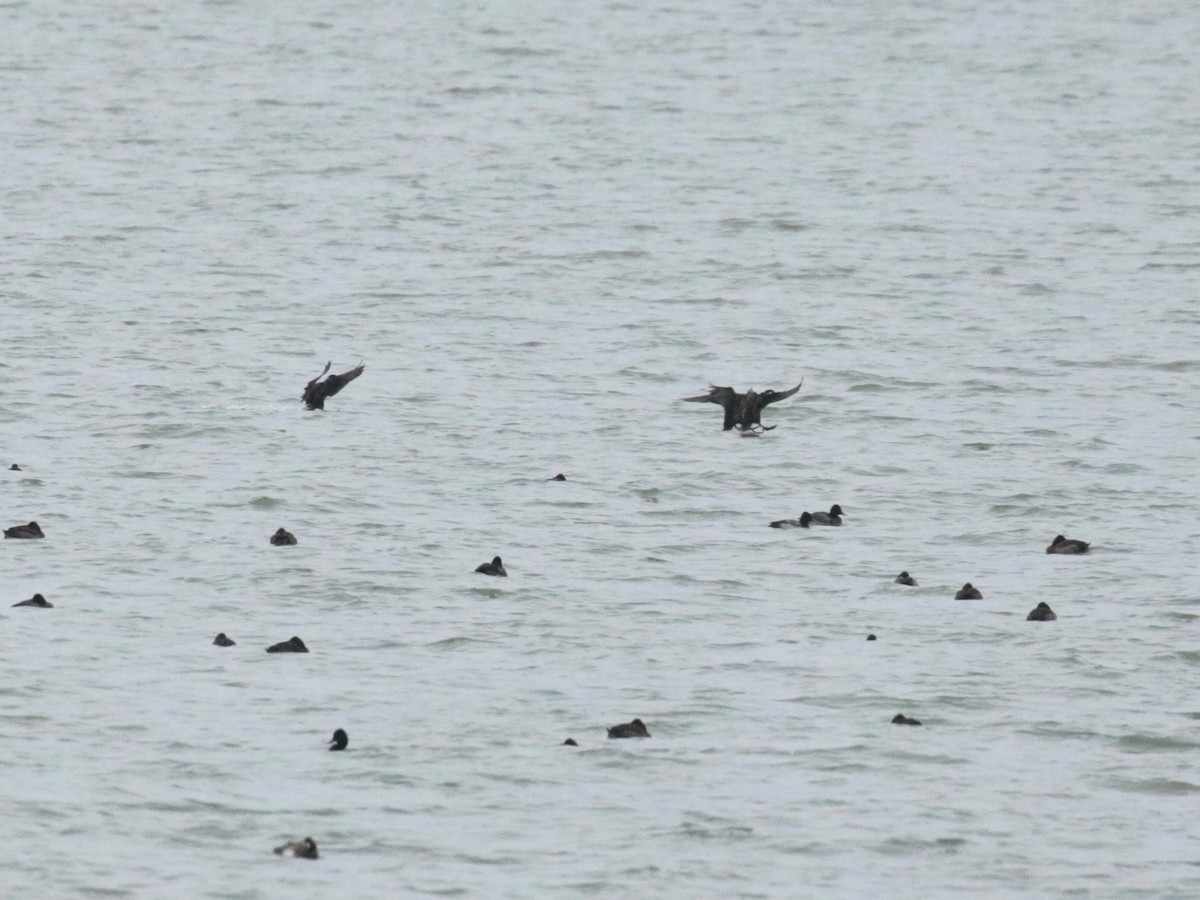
top-left (682, 380), bottom-right (802, 431)
top-left (302, 361), bottom-right (364, 410)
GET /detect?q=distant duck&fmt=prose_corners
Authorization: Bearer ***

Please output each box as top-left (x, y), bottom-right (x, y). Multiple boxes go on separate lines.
top-left (302, 360), bottom-right (364, 410)
top-left (607, 718), bottom-right (650, 739)
top-left (13, 593), bottom-right (52, 608)
top-left (683, 380), bottom-right (803, 432)
top-left (9, 464), bottom-right (20, 471)
top-left (1026, 602), bottom-right (1058, 621)
top-left (273, 837), bottom-right (319, 859)
top-left (266, 636), bottom-right (309, 653)
top-left (550, 473), bottom-right (566, 481)
top-left (270, 528), bottom-right (298, 546)
top-left (892, 714), bottom-right (922, 726)
top-left (894, 571), bottom-right (917, 586)
top-left (808, 504), bottom-right (845, 525)
top-left (328, 728), bottom-right (348, 751)
top-left (1046, 535), bottom-right (1089, 555)
top-left (562, 738), bottom-right (578, 746)
top-left (212, 633), bottom-right (236, 646)
top-left (866, 634), bottom-right (877, 641)
top-left (769, 512), bottom-right (813, 529)
top-left (3, 521), bottom-right (44, 539)
top-left (955, 583), bottom-right (983, 600)
top-left (475, 556), bottom-right (507, 577)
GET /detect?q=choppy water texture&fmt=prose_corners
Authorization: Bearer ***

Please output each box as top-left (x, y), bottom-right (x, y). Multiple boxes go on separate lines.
top-left (3, 0), bottom-right (1199, 896)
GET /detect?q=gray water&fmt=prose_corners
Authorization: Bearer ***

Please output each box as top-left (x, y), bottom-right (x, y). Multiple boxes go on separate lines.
top-left (3, 0), bottom-right (1199, 896)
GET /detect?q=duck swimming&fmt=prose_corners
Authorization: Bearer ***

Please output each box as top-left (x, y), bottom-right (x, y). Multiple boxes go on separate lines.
top-left (892, 714), bottom-right (922, 726)
top-left (770, 512), bottom-right (813, 529)
top-left (212, 633), bottom-right (236, 646)
top-left (329, 728), bottom-right (348, 751)
top-left (1046, 535), bottom-right (1089, 554)
top-left (683, 380), bottom-right (802, 432)
top-left (4, 521), bottom-right (44, 539)
top-left (894, 571), bottom-right (917, 586)
top-left (266, 636), bottom-right (309, 653)
top-left (808, 504), bottom-right (845, 525)
top-left (550, 473), bottom-right (566, 481)
top-left (607, 718), bottom-right (650, 738)
top-left (1026, 602), bottom-right (1058, 621)
top-left (9, 464), bottom-right (20, 471)
top-left (270, 528), bottom-right (297, 546)
top-left (955, 583), bottom-right (983, 600)
top-left (562, 738), bottom-right (579, 746)
top-left (475, 556), bottom-right (507, 577)
top-left (13, 593), bottom-right (52, 608)
top-left (274, 837), bottom-right (319, 859)
top-left (302, 360), bottom-right (364, 410)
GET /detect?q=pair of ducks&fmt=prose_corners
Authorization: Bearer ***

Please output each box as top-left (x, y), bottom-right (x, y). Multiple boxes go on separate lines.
top-left (212, 634), bottom-right (309, 653)
top-left (769, 505), bottom-right (844, 529)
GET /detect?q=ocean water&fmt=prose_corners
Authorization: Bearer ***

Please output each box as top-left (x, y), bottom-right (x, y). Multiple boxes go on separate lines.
top-left (3, 0), bottom-right (1199, 896)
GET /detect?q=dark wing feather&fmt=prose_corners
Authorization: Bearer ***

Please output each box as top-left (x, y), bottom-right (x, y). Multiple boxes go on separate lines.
top-left (758, 379), bottom-right (803, 407)
top-left (682, 385), bottom-right (737, 406)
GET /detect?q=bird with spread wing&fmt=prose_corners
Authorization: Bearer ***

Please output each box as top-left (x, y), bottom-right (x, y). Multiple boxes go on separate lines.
top-left (682, 379), bottom-right (802, 431)
top-left (302, 361), bottom-right (365, 410)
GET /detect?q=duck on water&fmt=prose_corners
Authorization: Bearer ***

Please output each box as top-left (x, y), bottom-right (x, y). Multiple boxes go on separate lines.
top-left (770, 505), bottom-right (845, 528)
top-left (4, 521), bottom-right (44, 539)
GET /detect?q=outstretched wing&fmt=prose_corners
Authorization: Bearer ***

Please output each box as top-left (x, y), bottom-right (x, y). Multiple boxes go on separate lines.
top-left (683, 385), bottom-right (741, 430)
top-left (682, 385), bottom-right (736, 406)
top-left (320, 361), bottom-right (365, 399)
top-left (758, 379), bottom-right (803, 407)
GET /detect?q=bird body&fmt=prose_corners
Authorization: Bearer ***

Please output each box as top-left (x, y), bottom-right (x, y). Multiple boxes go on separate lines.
top-left (1046, 535), bottom-right (1089, 554)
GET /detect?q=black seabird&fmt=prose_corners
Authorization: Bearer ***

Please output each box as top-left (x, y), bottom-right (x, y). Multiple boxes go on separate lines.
top-left (1046, 535), bottom-right (1089, 554)
top-left (274, 837), bottom-right (319, 859)
top-left (266, 636), bottom-right (309, 653)
top-left (1027, 602), bottom-right (1058, 621)
top-left (329, 728), bottom-right (348, 751)
top-left (475, 556), bottom-right (507, 577)
top-left (13, 593), bottom-right (52, 608)
top-left (892, 714), bottom-right (922, 726)
top-left (682, 380), bottom-right (802, 432)
top-left (955, 583), bottom-right (983, 600)
top-left (212, 633), bottom-right (236, 646)
top-left (607, 718), bottom-right (650, 738)
top-left (302, 361), bottom-right (364, 410)
top-left (894, 571), bottom-right (917, 586)
top-left (270, 528), bottom-right (298, 546)
top-left (4, 521), bottom-right (44, 539)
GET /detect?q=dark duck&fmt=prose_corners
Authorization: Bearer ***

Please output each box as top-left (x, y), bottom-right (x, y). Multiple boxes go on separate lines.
top-left (683, 380), bottom-right (802, 432)
top-left (475, 556), bottom-right (507, 577)
top-left (270, 528), bottom-right (297, 546)
top-left (13, 593), bottom-right (52, 608)
top-left (266, 636), bottom-right (309, 653)
top-left (607, 718), bottom-right (650, 738)
top-left (1046, 535), bottom-right (1089, 554)
top-left (4, 521), bottom-right (44, 539)
top-left (274, 837), bottom-right (319, 859)
top-left (328, 728), bottom-right (348, 751)
top-left (771, 505), bottom-right (844, 528)
top-left (302, 360), bottom-right (364, 410)
top-left (1027, 602), bottom-right (1058, 621)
